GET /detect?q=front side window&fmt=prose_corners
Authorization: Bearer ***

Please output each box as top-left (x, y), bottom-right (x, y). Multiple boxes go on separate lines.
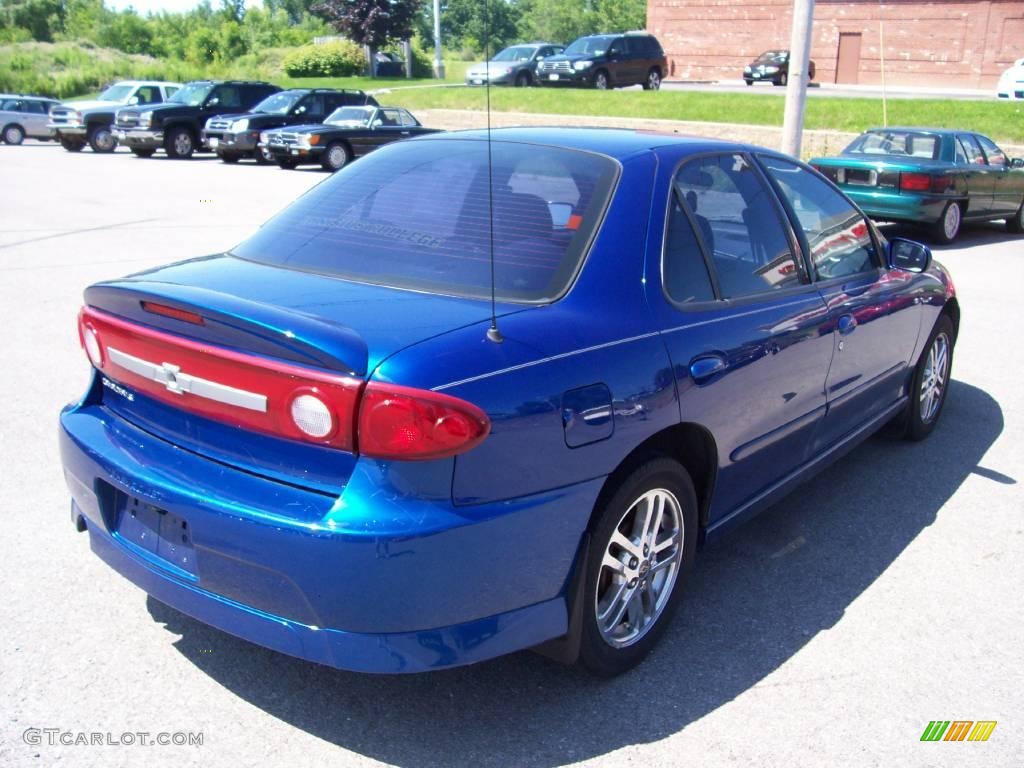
top-left (673, 153), bottom-right (803, 299)
top-left (975, 134), bottom-right (1007, 166)
top-left (232, 139), bottom-right (619, 303)
top-left (25, 100), bottom-right (47, 114)
top-left (760, 155), bottom-right (877, 281)
top-left (212, 86), bottom-right (242, 109)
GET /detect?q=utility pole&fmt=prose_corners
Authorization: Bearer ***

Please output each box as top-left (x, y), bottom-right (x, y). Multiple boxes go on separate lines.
top-left (781, 0), bottom-right (815, 158)
top-left (432, 0), bottom-right (445, 79)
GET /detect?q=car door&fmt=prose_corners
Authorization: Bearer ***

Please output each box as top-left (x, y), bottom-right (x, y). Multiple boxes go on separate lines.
top-left (649, 150), bottom-right (835, 520)
top-left (23, 100), bottom-right (50, 137)
top-left (956, 134), bottom-right (996, 216)
top-left (757, 154), bottom-right (923, 450)
top-left (975, 133), bottom-right (1020, 215)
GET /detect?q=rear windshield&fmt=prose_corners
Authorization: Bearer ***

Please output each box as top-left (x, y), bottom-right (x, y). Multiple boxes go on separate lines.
top-left (233, 138), bottom-right (618, 303)
top-left (844, 130), bottom-right (941, 160)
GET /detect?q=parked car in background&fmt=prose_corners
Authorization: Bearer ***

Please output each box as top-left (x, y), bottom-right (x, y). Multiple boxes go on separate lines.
top-left (1, 94), bottom-right (59, 144)
top-left (113, 80), bottom-right (280, 159)
top-left (465, 43), bottom-right (565, 87)
top-left (537, 32), bottom-right (666, 90)
top-left (811, 127), bottom-right (1024, 242)
top-left (48, 81), bottom-right (181, 153)
top-left (61, 128), bottom-right (959, 677)
top-left (996, 57), bottom-right (1024, 99)
top-left (261, 105), bottom-right (437, 171)
top-left (373, 51), bottom-right (406, 77)
top-left (743, 50), bottom-right (815, 86)
top-left (201, 88), bottom-right (377, 164)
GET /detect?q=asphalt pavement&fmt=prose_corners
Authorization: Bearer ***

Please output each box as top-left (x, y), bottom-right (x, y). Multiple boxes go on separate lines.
top-left (1, 142), bottom-right (1021, 768)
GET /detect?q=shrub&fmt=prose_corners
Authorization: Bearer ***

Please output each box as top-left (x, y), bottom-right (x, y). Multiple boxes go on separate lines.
top-left (282, 41), bottom-right (365, 77)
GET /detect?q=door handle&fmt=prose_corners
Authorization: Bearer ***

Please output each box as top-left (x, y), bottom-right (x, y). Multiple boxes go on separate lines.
top-left (838, 314), bottom-right (858, 335)
top-left (689, 354), bottom-right (727, 384)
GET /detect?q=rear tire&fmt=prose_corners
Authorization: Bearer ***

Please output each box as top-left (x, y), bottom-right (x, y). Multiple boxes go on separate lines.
top-left (744, 79), bottom-right (753, 86)
top-left (277, 158), bottom-right (298, 170)
top-left (130, 147), bottom-right (155, 158)
top-left (164, 126), bottom-right (195, 159)
top-left (60, 137), bottom-right (85, 152)
top-left (643, 67), bottom-right (662, 91)
top-left (321, 141), bottom-right (351, 172)
top-left (3, 124), bottom-right (25, 145)
top-left (87, 125), bottom-right (116, 153)
top-left (1006, 200), bottom-right (1024, 234)
top-left (578, 458), bottom-right (697, 677)
top-left (901, 315), bottom-right (954, 441)
top-left (931, 201), bottom-right (962, 244)
top-left (776, 72), bottom-right (788, 87)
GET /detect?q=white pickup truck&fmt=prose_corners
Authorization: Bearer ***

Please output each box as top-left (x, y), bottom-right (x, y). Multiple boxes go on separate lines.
top-left (48, 81), bottom-right (181, 153)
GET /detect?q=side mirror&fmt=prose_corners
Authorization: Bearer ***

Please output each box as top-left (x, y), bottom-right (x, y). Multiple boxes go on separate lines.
top-left (548, 202), bottom-right (574, 228)
top-left (1011, 157), bottom-right (1024, 168)
top-left (370, 119), bottom-right (382, 128)
top-left (127, 96), bottom-right (139, 106)
top-left (888, 237), bottom-right (932, 272)
top-left (536, 56), bottom-right (544, 61)
top-left (205, 97), bottom-right (220, 109)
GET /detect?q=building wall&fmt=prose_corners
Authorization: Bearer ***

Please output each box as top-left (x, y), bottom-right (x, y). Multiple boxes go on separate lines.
top-left (648, 0), bottom-right (1024, 88)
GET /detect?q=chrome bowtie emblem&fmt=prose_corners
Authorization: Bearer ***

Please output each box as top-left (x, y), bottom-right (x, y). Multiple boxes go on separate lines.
top-left (158, 362), bottom-right (185, 394)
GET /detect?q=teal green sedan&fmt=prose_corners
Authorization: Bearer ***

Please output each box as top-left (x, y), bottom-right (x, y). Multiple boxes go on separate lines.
top-left (811, 128), bottom-right (1024, 243)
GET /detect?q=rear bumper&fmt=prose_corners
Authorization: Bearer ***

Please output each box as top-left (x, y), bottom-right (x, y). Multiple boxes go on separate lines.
top-left (59, 401), bottom-right (596, 672)
top-left (842, 188), bottom-right (949, 224)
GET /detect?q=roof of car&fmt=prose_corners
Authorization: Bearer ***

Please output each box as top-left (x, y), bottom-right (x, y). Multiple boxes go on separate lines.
top-left (419, 127), bottom-right (745, 160)
top-left (0, 94), bottom-right (56, 100)
top-left (864, 127), bottom-right (960, 135)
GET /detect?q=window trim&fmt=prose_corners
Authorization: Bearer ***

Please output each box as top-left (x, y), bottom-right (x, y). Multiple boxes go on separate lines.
top-left (755, 151), bottom-right (884, 284)
top-left (659, 150), bottom-right (812, 312)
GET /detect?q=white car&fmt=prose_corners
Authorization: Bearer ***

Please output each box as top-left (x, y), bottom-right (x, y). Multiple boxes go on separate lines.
top-left (48, 80), bottom-right (181, 152)
top-left (997, 58), bottom-right (1024, 99)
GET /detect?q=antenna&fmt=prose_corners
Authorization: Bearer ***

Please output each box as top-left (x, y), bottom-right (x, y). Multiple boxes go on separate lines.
top-left (483, 0), bottom-right (503, 343)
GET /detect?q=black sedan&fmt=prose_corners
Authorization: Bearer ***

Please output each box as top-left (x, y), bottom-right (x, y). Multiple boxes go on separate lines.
top-left (260, 106), bottom-right (439, 171)
top-left (743, 50), bottom-right (815, 86)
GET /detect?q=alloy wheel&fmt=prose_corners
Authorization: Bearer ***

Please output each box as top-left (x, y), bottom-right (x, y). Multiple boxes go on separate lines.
top-left (919, 332), bottom-right (950, 424)
top-left (174, 132), bottom-right (193, 157)
top-left (943, 202), bottom-right (961, 241)
top-left (648, 70), bottom-right (661, 90)
top-left (594, 488), bottom-right (684, 648)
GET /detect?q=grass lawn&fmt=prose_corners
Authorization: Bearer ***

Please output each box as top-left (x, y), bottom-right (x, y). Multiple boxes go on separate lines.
top-left (346, 85), bottom-right (1024, 145)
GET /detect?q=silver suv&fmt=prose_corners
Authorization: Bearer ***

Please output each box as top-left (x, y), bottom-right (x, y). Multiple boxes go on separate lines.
top-left (1, 95), bottom-right (60, 145)
top-left (48, 80), bottom-right (180, 153)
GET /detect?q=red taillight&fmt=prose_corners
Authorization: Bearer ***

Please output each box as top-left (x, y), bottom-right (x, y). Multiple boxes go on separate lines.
top-left (79, 307), bottom-right (362, 451)
top-left (78, 307), bottom-right (491, 460)
top-left (141, 301), bottom-right (205, 325)
top-left (900, 172), bottom-right (931, 192)
top-left (358, 382), bottom-right (490, 460)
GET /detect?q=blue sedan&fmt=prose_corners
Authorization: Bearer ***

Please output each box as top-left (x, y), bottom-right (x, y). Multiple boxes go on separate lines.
top-left (59, 129), bottom-right (959, 676)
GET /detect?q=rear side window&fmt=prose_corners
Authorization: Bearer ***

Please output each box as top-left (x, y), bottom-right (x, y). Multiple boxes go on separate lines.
top-left (233, 139), bottom-right (618, 303)
top-left (673, 153), bottom-right (803, 299)
top-left (760, 155), bottom-right (877, 280)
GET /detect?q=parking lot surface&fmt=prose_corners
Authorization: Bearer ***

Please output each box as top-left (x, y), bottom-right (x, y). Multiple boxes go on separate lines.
top-left (1, 142), bottom-right (1021, 767)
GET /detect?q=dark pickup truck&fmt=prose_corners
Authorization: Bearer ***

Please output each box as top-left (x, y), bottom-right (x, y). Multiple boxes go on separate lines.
top-left (201, 88), bottom-right (378, 164)
top-left (113, 80), bottom-right (280, 159)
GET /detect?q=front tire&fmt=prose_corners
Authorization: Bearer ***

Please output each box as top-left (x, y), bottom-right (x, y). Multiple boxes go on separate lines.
top-left (87, 125), bottom-right (116, 153)
top-left (3, 124), bottom-right (25, 145)
top-left (254, 145), bottom-right (274, 165)
top-left (594, 70), bottom-right (610, 90)
top-left (277, 158), bottom-right (298, 170)
top-left (219, 153), bottom-right (240, 164)
top-left (60, 137), bottom-right (85, 152)
top-left (578, 458), bottom-right (697, 676)
top-left (775, 72), bottom-right (788, 86)
top-left (931, 201), bottom-right (962, 244)
top-left (1006, 199), bottom-right (1024, 234)
top-left (515, 71), bottom-right (531, 87)
top-left (321, 141), bottom-right (351, 172)
top-left (130, 147), bottom-right (155, 158)
top-left (902, 315), bottom-right (954, 441)
top-left (164, 127), bottom-right (195, 159)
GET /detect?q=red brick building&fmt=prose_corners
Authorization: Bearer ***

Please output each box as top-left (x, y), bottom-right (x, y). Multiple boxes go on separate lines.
top-left (648, 0), bottom-right (1024, 88)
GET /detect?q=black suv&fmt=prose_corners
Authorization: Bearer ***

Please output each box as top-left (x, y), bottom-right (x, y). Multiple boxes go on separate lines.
top-left (112, 80), bottom-right (280, 159)
top-left (201, 89), bottom-right (378, 164)
top-left (537, 32), bottom-right (667, 90)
